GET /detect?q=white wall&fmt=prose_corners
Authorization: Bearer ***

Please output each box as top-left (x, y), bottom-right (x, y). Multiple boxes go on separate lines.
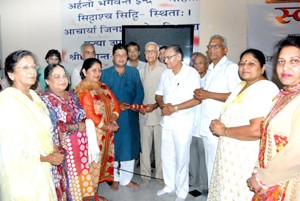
top-left (0, 0), bottom-right (61, 68)
top-left (0, 0), bottom-right (264, 69)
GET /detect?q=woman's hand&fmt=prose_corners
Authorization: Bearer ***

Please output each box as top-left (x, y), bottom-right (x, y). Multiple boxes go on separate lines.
top-left (107, 121), bottom-right (119, 132)
top-left (50, 151), bottom-right (65, 165)
top-left (247, 174), bottom-right (263, 194)
top-left (210, 119), bottom-right (226, 136)
top-left (40, 150), bottom-right (64, 166)
top-left (120, 102), bottom-right (129, 111)
top-left (78, 121), bottom-right (86, 132)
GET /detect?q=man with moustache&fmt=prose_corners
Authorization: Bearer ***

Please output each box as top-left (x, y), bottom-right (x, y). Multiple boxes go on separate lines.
top-left (101, 43), bottom-right (144, 190)
top-left (194, 35), bottom-right (241, 188)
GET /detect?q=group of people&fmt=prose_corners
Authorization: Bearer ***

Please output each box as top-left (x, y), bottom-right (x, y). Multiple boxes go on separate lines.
top-left (0, 34), bottom-right (300, 201)
top-left (193, 35), bottom-right (300, 201)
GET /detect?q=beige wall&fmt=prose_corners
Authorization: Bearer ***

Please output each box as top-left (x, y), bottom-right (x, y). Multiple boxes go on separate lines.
top-left (0, 0), bottom-right (61, 68)
top-left (0, 0), bottom-right (264, 68)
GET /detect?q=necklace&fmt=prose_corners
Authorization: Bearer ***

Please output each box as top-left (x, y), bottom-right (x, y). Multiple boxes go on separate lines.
top-left (276, 83), bottom-right (300, 98)
top-left (259, 84), bottom-right (300, 168)
top-left (266, 83), bottom-right (300, 121)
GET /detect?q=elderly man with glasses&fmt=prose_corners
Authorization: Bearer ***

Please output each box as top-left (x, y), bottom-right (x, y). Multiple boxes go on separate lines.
top-left (155, 45), bottom-right (200, 201)
top-left (193, 35), bottom-right (241, 189)
top-left (138, 42), bottom-right (167, 187)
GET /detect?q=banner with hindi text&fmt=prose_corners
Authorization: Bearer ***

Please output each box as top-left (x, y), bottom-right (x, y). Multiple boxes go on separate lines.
top-left (60, 0), bottom-right (200, 73)
top-left (247, 3), bottom-right (299, 86)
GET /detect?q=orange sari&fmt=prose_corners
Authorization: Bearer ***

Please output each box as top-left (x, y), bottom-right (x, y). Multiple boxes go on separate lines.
top-left (75, 80), bottom-right (120, 187)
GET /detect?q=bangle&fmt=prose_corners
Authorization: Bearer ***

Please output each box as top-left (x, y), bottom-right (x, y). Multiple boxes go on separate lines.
top-left (174, 106), bottom-right (179, 112)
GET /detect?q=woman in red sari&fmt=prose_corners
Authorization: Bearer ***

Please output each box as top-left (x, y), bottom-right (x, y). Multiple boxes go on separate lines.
top-left (75, 58), bottom-right (120, 195)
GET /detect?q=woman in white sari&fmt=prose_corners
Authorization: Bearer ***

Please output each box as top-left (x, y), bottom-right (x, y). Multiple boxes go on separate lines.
top-left (207, 49), bottom-right (279, 201)
top-left (0, 50), bottom-right (64, 201)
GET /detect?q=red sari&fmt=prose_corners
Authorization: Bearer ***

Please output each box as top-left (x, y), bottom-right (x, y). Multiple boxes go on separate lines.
top-left (75, 80), bottom-right (120, 186)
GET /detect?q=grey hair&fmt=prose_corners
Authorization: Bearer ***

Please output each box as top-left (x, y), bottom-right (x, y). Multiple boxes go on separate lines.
top-left (210, 34), bottom-right (228, 47)
top-left (193, 52), bottom-right (209, 64)
top-left (145, 42), bottom-right (159, 51)
top-left (80, 43), bottom-right (95, 52)
top-left (191, 52), bottom-right (202, 58)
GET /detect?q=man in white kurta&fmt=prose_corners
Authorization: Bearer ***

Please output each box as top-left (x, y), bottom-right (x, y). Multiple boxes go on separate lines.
top-left (194, 35), bottom-right (241, 187)
top-left (71, 43), bottom-right (95, 90)
top-left (155, 45), bottom-right (200, 201)
top-left (139, 42), bottom-right (167, 185)
top-left (190, 53), bottom-right (209, 192)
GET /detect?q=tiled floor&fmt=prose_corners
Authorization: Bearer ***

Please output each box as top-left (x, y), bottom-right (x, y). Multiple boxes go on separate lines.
top-left (97, 165), bottom-right (207, 201)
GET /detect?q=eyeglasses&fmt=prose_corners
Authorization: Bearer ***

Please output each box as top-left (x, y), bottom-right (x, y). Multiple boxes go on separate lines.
top-left (15, 65), bottom-right (37, 71)
top-left (277, 57), bottom-right (300, 67)
top-left (145, 50), bottom-right (157, 55)
top-left (165, 53), bottom-right (178, 60)
top-left (239, 61), bottom-right (257, 67)
top-left (207, 44), bottom-right (223, 50)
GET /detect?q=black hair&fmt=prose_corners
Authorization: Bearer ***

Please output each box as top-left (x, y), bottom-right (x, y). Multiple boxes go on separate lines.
top-left (159, 46), bottom-right (167, 51)
top-left (4, 50), bottom-right (36, 86)
top-left (274, 35), bottom-right (300, 59)
top-left (80, 58), bottom-right (102, 79)
top-left (126, 41), bottom-right (140, 51)
top-left (44, 64), bottom-right (66, 80)
top-left (166, 45), bottom-right (184, 61)
top-left (240, 48), bottom-right (267, 77)
top-left (112, 43), bottom-right (128, 55)
top-left (44, 49), bottom-right (62, 62)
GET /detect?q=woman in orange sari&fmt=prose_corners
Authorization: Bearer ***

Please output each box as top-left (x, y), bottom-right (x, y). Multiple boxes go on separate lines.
top-left (75, 58), bottom-right (120, 196)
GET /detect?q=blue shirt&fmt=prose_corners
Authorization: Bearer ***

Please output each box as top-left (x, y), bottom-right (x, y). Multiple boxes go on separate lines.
top-left (101, 65), bottom-right (144, 161)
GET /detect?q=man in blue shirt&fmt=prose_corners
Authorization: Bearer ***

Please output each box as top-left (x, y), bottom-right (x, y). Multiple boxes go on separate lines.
top-left (101, 43), bottom-right (144, 190)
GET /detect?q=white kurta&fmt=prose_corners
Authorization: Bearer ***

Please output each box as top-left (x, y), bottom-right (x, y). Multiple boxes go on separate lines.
top-left (155, 63), bottom-right (200, 199)
top-left (198, 56), bottom-right (241, 186)
top-left (207, 80), bottom-right (279, 201)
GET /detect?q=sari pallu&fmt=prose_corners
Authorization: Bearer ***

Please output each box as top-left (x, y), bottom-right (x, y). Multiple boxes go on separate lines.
top-left (253, 86), bottom-right (300, 201)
